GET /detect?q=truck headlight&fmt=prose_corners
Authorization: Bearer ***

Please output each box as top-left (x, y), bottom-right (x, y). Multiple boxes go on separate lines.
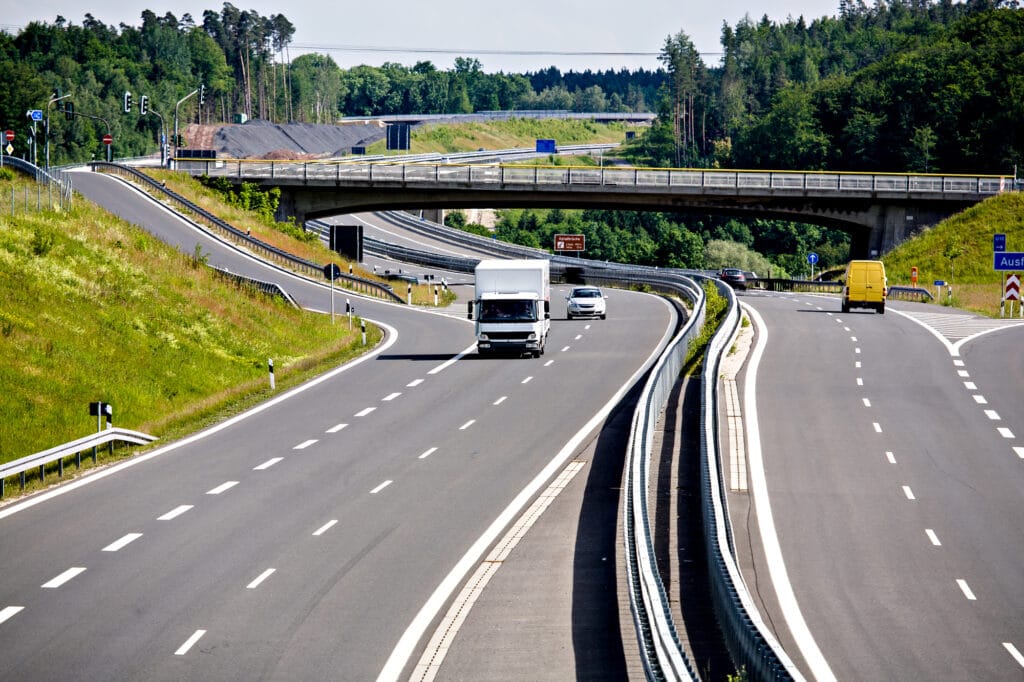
top-left (478, 333), bottom-right (489, 341)
top-left (527, 332), bottom-right (537, 341)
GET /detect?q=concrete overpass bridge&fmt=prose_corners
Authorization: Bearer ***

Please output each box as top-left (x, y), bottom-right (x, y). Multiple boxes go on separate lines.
top-left (179, 159), bottom-right (1012, 258)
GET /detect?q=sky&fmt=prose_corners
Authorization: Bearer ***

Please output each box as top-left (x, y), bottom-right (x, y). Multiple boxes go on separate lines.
top-left (1, 1), bottom-right (842, 73)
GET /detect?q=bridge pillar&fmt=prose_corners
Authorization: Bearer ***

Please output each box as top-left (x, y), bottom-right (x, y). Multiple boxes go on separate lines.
top-left (416, 208), bottom-right (444, 224)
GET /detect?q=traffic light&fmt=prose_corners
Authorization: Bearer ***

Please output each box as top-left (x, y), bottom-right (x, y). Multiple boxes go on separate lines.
top-left (123, 91), bottom-right (132, 113)
top-left (140, 95), bottom-right (149, 115)
top-left (64, 102), bottom-right (74, 120)
top-left (199, 84), bottom-right (206, 105)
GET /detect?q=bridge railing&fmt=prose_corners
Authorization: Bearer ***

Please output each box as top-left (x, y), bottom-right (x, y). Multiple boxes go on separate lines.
top-left (179, 158), bottom-right (1011, 197)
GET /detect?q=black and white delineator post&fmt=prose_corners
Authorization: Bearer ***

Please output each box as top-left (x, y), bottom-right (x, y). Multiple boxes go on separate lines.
top-left (408, 284), bottom-right (412, 305)
top-left (268, 358), bottom-right (275, 389)
top-left (347, 299), bottom-right (352, 330)
top-left (434, 285), bottom-right (439, 306)
top-left (361, 319), bottom-right (366, 345)
top-left (88, 401), bottom-right (111, 464)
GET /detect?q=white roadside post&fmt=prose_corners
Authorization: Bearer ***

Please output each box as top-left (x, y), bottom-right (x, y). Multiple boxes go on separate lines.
top-left (347, 298), bottom-right (352, 330)
top-left (361, 319), bottom-right (366, 345)
top-left (268, 359), bottom-right (275, 389)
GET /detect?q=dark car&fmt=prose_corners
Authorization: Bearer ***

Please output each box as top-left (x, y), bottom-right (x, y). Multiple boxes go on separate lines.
top-left (719, 268), bottom-right (747, 291)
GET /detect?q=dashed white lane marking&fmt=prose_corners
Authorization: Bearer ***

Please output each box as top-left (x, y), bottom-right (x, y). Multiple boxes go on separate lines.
top-left (246, 569), bottom-right (276, 589)
top-left (407, 379), bottom-right (424, 387)
top-left (42, 567), bottom-right (86, 588)
top-left (560, 345), bottom-right (571, 353)
top-left (925, 529), bottom-right (941, 546)
top-left (957, 370), bottom-right (970, 378)
top-left (851, 336), bottom-right (858, 342)
top-left (855, 348), bottom-right (861, 354)
top-left (493, 396), bottom-right (507, 405)
top-left (355, 407), bottom-right (376, 417)
top-left (175, 629), bottom-right (206, 655)
top-left (459, 420), bottom-right (475, 430)
top-left (953, 359), bottom-right (965, 367)
top-left (521, 376), bottom-right (533, 384)
top-left (0, 606), bottom-right (24, 624)
top-left (584, 324), bottom-right (592, 330)
top-left (985, 410), bottom-right (1001, 421)
top-left (312, 520), bottom-right (338, 536)
top-left (254, 457), bottom-right (283, 470)
top-left (903, 485), bottom-right (916, 500)
top-left (383, 392), bottom-right (402, 402)
top-left (326, 423), bottom-right (348, 433)
top-left (844, 326), bottom-right (851, 332)
top-left (544, 360), bottom-right (554, 367)
top-left (1004, 642), bottom-right (1024, 668)
top-left (855, 361), bottom-right (862, 368)
top-left (973, 395), bottom-right (988, 404)
top-left (1014, 447), bottom-right (1024, 459)
top-left (419, 447), bottom-right (438, 460)
top-left (863, 398), bottom-right (872, 407)
top-left (370, 480), bottom-right (392, 494)
top-left (964, 381), bottom-right (977, 390)
top-left (103, 533), bottom-right (143, 552)
top-left (574, 334), bottom-right (583, 340)
top-left (873, 422), bottom-right (883, 433)
top-left (206, 481), bottom-right (239, 495)
top-left (886, 451), bottom-right (897, 464)
top-left (856, 378), bottom-right (864, 386)
top-left (957, 579), bottom-right (977, 601)
top-left (998, 427), bottom-right (1016, 439)
top-left (158, 505), bottom-right (193, 521)
top-left (294, 439), bottom-right (317, 450)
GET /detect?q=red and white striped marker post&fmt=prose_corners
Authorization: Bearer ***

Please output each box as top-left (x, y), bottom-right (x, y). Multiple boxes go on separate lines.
top-left (1003, 273), bottom-right (1020, 318)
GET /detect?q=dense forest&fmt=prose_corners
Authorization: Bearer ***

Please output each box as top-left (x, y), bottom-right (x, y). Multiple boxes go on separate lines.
top-left (1, 0), bottom-right (1021, 273)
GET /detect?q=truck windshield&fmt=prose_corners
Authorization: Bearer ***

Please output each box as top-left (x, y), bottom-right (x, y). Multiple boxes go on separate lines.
top-left (479, 300), bottom-right (536, 322)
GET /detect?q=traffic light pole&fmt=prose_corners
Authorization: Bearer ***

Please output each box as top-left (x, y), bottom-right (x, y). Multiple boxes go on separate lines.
top-left (173, 89), bottom-right (198, 170)
top-left (67, 110), bottom-right (111, 162)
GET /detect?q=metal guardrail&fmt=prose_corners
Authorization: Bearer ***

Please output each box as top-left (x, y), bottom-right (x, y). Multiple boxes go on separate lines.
top-left (0, 428), bottom-right (158, 497)
top-left (181, 158), bottom-right (1011, 197)
top-left (2, 156), bottom-right (74, 209)
top-left (212, 267), bottom-right (299, 306)
top-left (91, 162), bottom-right (404, 304)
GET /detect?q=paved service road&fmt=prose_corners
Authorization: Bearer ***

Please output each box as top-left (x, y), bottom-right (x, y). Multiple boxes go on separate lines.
top-left (731, 292), bottom-right (1024, 680)
top-left (0, 170), bottom-right (676, 680)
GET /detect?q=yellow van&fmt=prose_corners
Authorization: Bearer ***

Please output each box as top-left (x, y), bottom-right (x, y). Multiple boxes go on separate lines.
top-left (842, 260), bottom-right (887, 314)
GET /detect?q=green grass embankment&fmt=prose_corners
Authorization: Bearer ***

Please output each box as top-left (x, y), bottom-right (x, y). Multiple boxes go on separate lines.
top-left (0, 172), bottom-right (382, 476)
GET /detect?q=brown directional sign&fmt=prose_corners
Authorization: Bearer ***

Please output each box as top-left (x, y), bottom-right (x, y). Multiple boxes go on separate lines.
top-left (554, 234), bottom-right (585, 251)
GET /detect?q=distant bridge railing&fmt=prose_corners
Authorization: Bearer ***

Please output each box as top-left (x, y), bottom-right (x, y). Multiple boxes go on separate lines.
top-left (179, 159), bottom-right (1011, 198)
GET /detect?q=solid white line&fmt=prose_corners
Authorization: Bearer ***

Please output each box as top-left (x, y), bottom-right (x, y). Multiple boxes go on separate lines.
top-left (370, 480), bottom-right (392, 494)
top-left (998, 427), bottom-right (1015, 439)
top-left (544, 360), bottom-right (554, 367)
top-left (925, 529), bottom-right (941, 546)
top-left (355, 407), bottom-right (376, 417)
top-left (985, 410), bottom-right (1001, 421)
top-left (561, 346), bottom-right (571, 352)
top-left (103, 533), bottom-right (143, 552)
top-left (418, 447), bottom-right (438, 460)
top-left (326, 423), bottom-right (348, 433)
top-left (407, 379), bottom-right (424, 387)
top-left (293, 439), bottom-right (318, 450)
top-left (740, 304), bottom-right (837, 682)
top-left (521, 376), bottom-right (533, 384)
top-left (175, 629), bottom-right (206, 655)
top-left (207, 481), bottom-right (239, 495)
top-left (378, 294), bottom-right (680, 682)
top-left (493, 396), bottom-right (507, 406)
top-left (886, 451), bottom-right (897, 464)
top-left (903, 485), bottom-right (916, 500)
top-left (428, 343), bottom-right (477, 374)
top-left (254, 457), bottom-right (284, 470)
top-left (313, 520), bottom-right (338, 536)
top-left (873, 422), bottom-right (883, 433)
top-left (1014, 446), bottom-right (1024, 459)
top-left (964, 381), bottom-right (977, 390)
top-left (246, 568), bottom-right (276, 589)
top-left (158, 505), bottom-right (193, 521)
top-left (459, 420), bottom-right (475, 430)
top-left (1004, 642), bottom-right (1024, 668)
top-left (956, 579), bottom-right (977, 600)
top-left (0, 606), bottom-right (24, 625)
top-left (382, 392), bottom-right (402, 401)
top-left (863, 398), bottom-right (872, 407)
top-left (973, 395), bottom-right (988, 404)
top-left (0, 321), bottom-right (402, 521)
top-left (42, 567), bottom-right (87, 589)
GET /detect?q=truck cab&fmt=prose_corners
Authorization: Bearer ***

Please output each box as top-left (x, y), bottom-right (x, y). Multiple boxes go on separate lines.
top-left (469, 259), bottom-right (551, 357)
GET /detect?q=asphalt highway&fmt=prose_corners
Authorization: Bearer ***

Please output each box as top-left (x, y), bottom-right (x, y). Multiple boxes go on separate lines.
top-left (0, 170), bottom-right (676, 680)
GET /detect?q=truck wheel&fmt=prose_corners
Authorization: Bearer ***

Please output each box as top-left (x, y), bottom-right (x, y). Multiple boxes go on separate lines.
top-left (878, 303), bottom-right (885, 314)
top-left (842, 302), bottom-right (850, 313)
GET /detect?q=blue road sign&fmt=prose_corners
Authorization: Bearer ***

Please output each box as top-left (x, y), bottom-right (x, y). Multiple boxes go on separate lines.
top-left (28, 109), bottom-right (43, 121)
top-left (807, 252), bottom-right (819, 265)
top-left (934, 280), bottom-right (946, 286)
top-left (994, 252), bottom-right (1024, 270)
top-left (994, 233), bottom-right (1006, 252)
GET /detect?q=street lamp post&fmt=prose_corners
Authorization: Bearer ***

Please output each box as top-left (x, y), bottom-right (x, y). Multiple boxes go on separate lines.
top-left (45, 93), bottom-right (72, 171)
top-left (173, 89), bottom-right (198, 170)
top-left (148, 108), bottom-right (167, 166)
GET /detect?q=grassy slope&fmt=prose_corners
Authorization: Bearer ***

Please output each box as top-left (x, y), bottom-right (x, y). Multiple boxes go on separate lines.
top-left (883, 192), bottom-right (1024, 315)
top-left (0, 173), bottom-right (382, 467)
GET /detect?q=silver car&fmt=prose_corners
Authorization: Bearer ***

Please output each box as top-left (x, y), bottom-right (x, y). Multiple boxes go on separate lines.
top-left (566, 286), bottom-right (607, 319)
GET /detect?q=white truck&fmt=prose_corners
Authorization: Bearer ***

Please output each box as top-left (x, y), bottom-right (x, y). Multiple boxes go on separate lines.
top-left (469, 259), bottom-right (551, 357)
